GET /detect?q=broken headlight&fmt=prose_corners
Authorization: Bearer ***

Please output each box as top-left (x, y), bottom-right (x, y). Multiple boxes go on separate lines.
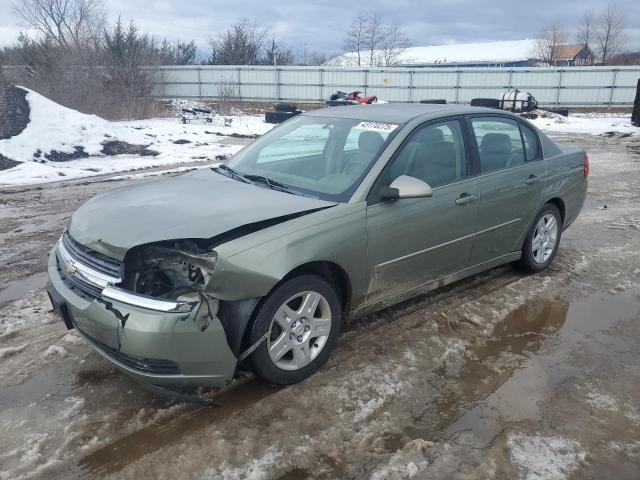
top-left (123, 240), bottom-right (218, 301)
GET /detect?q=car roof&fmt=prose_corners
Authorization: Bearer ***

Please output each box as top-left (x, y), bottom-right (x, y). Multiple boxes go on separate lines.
top-left (302, 103), bottom-right (514, 124)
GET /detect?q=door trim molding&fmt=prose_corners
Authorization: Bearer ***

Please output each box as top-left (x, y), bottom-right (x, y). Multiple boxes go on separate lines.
top-left (375, 217), bottom-right (521, 269)
top-left (354, 250), bottom-right (522, 319)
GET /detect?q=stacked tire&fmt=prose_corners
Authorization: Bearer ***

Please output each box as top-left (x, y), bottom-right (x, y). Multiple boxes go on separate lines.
top-left (470, 98), bottom-right (501, 109)
top-left (265, 104), bottom-right (303, 124)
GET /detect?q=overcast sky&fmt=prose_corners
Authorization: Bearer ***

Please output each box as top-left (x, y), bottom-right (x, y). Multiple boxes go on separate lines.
top-left (0, 0), bottom-right (638, 55)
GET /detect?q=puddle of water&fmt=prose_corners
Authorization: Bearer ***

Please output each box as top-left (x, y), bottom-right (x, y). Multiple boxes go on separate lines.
top-left (406, 299), bottom-right (570, 441)
top-left (0, 271), bottom-right (49, 304)
top-left (44, 293), bottom-right (640, 479)
top-left (276, 468), bottom-right (312, 480)
top-left (406, 293), bottom-right (640, 446)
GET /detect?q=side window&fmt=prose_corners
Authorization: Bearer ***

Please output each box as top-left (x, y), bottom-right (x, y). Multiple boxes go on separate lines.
top-left (520, 123), bottom-right (541, 161)
top-left (388, 120), bottom-right (467, 188)
top-left (471, 117), bottom-right (526, 173)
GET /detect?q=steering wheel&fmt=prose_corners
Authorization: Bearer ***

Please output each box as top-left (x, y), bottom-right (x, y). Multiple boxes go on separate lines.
top-left (343, 160), bottom-right (369, 178)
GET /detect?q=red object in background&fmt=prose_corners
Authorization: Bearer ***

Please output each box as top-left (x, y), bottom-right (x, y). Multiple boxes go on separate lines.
top-left (583, 151), bottom-right (590, 178)
top-left (346, 91), bottom-right (378, 104)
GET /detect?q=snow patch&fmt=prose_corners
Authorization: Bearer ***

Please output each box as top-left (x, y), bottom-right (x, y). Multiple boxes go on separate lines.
top-left (0, 88), bottom-right (273, 186)
top-left (369, 439), bottom-right (432, 479)
top-left (585, 391), bottom-right (619, 412)
top-left (507, 433), bottom-right (586, 480)
top-left (43, 345), bottom-right (68, 358)
top-left (0, 344), bottom-right (27, 359)
top-left (205, 447), bottom-right (284, 480)
top-left (529, 113), bottom-right (636, 136)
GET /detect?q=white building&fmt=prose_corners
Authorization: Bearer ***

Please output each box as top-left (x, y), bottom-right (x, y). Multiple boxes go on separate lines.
top-left (327, 39), bottom-right (591, 68)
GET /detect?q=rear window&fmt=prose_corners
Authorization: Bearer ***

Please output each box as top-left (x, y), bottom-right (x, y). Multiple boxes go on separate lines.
top-left (471, 117), bottom-right (525, 173)
top-left (520, 123), bottom-right (540, 161)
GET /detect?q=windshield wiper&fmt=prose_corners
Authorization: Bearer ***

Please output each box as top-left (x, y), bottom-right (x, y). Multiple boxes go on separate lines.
top-left (242, 174), bottom-right (303, 196)
top-left (213, 164), bottom-right (252, 184)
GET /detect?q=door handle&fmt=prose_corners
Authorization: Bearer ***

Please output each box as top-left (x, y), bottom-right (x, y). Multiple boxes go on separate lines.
top-left (525, 175), bottom-right (541, 185)
top-left (455, 193), bottom-right (478, 205)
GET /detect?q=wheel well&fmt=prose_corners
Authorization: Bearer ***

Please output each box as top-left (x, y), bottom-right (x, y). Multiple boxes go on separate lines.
top-left (546, 197), bottom-right (566, 223)
top-left (236, 261), bottom-right (351, 360)
top-left (281, 261), bottom-right (351, 310)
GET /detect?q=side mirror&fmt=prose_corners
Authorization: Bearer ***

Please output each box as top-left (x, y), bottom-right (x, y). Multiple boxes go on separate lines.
top-left (380, 175), bottom-right (433, 200)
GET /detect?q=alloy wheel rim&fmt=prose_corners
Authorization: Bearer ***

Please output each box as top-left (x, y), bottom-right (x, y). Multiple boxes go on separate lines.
top-left (531, 213), bottom-right (558, 264)
top-left (267, 291), bottom-right (332, 371)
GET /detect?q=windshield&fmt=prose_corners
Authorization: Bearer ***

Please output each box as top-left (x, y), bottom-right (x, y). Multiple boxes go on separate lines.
top-left (225, 115), bottom-right (399, 201)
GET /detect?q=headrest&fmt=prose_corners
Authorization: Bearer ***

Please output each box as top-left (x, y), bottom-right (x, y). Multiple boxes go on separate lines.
top-left (415, 127), bottom-right (445, 144)
top-left (480, 133), bottom-right (512, 154)
top-left (358, 131), bottom-right (385, 152)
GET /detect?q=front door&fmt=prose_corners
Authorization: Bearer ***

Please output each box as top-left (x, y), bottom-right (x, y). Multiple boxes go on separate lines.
top-left (365, 119), bottom-right (479, 304)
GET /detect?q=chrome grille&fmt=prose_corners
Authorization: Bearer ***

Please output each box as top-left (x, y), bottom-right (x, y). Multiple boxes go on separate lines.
top-left (56, 232), bottom-right (123, 299)
top-left (61, 232), bottom-right (122, 278)
top-left (56, 257), bottom-right (104, 299)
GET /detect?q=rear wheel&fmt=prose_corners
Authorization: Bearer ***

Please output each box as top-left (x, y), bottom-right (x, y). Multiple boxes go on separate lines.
top-left (248, 275), bottom-right (342, 385)
top-left (518, 204), bottom-right (562, 272)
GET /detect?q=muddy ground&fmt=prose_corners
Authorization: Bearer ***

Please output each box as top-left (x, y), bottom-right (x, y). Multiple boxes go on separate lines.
top-left (1, 133), bottom-right (639, 480)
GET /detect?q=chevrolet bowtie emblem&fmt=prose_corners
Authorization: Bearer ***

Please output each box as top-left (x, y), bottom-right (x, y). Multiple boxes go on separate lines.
top-left (64, 260), bottom-right (78, 275)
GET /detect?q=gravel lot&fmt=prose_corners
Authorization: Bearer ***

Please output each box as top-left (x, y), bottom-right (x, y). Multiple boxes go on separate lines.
top-left (1, 132), bottom-right (639, 480)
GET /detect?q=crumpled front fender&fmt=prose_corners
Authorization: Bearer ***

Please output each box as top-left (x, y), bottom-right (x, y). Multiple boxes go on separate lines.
top-left (204, 203), bottom-right (368, 306)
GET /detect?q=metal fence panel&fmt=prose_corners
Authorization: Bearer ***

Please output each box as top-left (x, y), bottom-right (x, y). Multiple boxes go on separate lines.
top-left (5, 64), bottom-right (637, 107)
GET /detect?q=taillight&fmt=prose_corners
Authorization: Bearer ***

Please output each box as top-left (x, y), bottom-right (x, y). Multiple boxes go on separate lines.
top-left (583, 151), bottom-right (589, 178)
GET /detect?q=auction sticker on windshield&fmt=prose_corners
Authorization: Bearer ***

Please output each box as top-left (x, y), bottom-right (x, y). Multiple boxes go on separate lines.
top-left (354, 121), bottom-right (399, 133)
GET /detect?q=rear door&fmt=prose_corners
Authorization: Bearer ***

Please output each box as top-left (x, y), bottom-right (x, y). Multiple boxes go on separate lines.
top-left (467, 116), bottom-right (547, 265)
top-left (365, 118), bottom-right (480, 303)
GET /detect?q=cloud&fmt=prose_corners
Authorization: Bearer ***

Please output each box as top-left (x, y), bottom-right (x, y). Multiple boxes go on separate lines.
top-left (0, 0), bottom-right (638, 53)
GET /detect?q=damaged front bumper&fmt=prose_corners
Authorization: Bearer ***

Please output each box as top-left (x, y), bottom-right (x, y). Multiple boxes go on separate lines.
top-left (46, 246), bottom-right (238, 388)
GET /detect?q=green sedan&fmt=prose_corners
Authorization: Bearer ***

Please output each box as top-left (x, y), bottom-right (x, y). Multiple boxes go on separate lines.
top-left (47, 104), bottom-right (588, 388)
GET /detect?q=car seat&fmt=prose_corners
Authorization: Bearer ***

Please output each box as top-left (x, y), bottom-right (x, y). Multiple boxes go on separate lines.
top-left (479, 133), bottom-right (512, 172)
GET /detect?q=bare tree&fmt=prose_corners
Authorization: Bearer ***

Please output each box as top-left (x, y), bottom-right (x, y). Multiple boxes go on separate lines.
top-left (342, 15), bottom-right (411, 66)
top-left (609, 50), bottom-right (640, 65)
top-left (208, 19), bottom-right (267, 65)
top-left (577, 11), bottom-right (595, 47)
top-left (207, 19), bottom-right (293, 66)
top-left (307, 52), bottom-right (329, 66)
top-left (13, 0), bottom-right (104, 48)
top-left (264, 37), bottom-right (293, 65)
top-left (533, 24), bottom-right (569, 65)
top-left (342, 15), bottom-right (368, 66)
top-left (363, 13), bottom-right (385, 66)
top-left (595, 3), bottom-right (625, 65)
top-left (380, 23), bottom-right (411, 66)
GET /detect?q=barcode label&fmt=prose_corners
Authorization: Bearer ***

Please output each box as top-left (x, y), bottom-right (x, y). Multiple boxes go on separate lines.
top-left (354, 121), bottom-right (399, 133)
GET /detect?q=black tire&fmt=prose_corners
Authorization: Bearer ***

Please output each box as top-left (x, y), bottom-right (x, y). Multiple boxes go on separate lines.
top-left (518, 204), bottom-right (563, 273)
top-left (264, 110), bottom-right (301, 124)
top-left (325, 99), bottom-right (351, 107)
top-left (419, 99), bottom-right (447, 104)
top-left (248, 275), bottom-right (342, 385)
top-left (274, 103), bottom-right (298, 112)
top-left (470, 98), bottom-right (500, 109)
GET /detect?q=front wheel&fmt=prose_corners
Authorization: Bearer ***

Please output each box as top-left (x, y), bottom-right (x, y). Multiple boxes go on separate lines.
top-left (248, 275), bottom-right (342, 385)
top-left (518, 204), bottom-right (563, 272)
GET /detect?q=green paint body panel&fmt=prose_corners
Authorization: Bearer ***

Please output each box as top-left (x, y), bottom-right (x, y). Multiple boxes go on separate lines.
top-left (47, 104), bottom-right (588, 388)
top-left (68, 168), bottom-right (335, 260)
top-left (48, 250), bottom-right (237, 387)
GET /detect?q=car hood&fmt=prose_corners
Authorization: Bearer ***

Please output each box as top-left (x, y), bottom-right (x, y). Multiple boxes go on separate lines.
top-left (68, 168), bottom-right (336, 260)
